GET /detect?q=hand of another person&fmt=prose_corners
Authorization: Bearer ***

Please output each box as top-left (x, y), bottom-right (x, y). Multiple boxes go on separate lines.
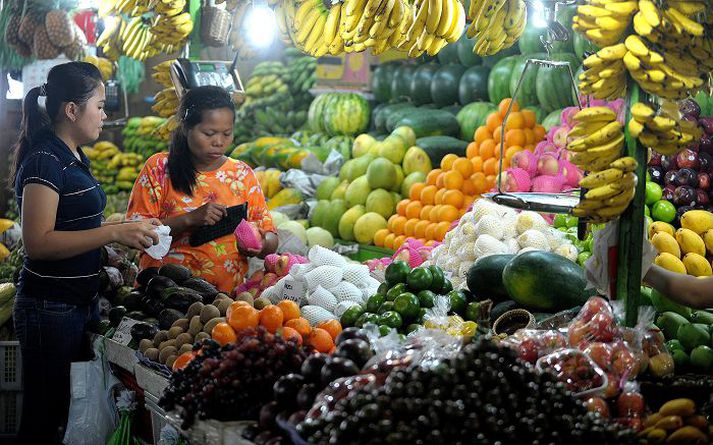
top-left (113, 221), bottom-right (160, 250)
top-left (189, 202), bottom-right (227, 227)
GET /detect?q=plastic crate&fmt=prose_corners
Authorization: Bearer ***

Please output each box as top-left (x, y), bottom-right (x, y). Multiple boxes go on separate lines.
top-left (0, 342), bottom-right (21, 391)
top-left (0, 392), bottom-right (22, 437)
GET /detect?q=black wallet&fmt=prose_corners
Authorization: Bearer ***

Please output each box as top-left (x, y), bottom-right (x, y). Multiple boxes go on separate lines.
top-left (189, 203), bottom-right (248, 247)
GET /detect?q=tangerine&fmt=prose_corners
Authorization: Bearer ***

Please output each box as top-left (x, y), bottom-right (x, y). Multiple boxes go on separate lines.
top-left (228, 305), bottom-right (260, 331)
top-left (392, 216), bottom-right (408, 235)
top-left (426, 168), bottom-right (442, 186)
top-left (452, 157), bottom-right (473, 178)
top-left (277, 300), bottom-right (301, 322)
top-left (420, 204), bottom-right (435, 220)
top-left (409, 182), bottom-right (426, 201)
top-left (443, 189), bottom-right (464, 209)
top-left (498, 98), bottom-right (520, 117)
top-left (438, 205), bottom-right (459, 223)
top-left (479, 139), bottom-right (496, 159)
top-left (504, 129), bottom-right (525, 147)
top-left (440, 153), bottom-right (459, 171)
top-left (434, 189), bottom-right (447, 205)
top-left (259, 305), bottom-right (284, 333)
top-left (279, 326), bottom-right (303, 345)
top-left (444, 170), bottom-right (464, 190)
top-left (435, 221), bottom-right (451, 241)
top-left (425, 223), bottom-right (438, 241)
top-left (316, 319), bottom-right (343, 340)
top-left (172, 351), bottom-right (195, 371)
top-left (485, 113), bottom-right (502, 133)
top-left (285, 317), bottom-right (312, 338)
top-left (404, 219), bottom-right (419, 237)
top-left (226, 300), bottom-right (251, 319)
top-left (466, 141), bottom-right (479, 159)
top-left (521, 109), bottom-right (537, 128)
top-left (394, 235), bottom-right (407, 249)
top-left (414, 220), bottom-right (430, 239)
top-left (373, 228), bottom-right (389, 247)
top-left (471, 156), bottom-right (484, 172)
top-left (212, 322), bottom-right (237, 345)
top-left (396, 199), bottom-right (410, 216)
top-left (470, 172), bottom-right (487, 194)
top-left (405, 201), bottom-right (423, 219)
top-left (504, 111), bottom-right (524, 131)
top-left (384, 233), bottom-right (396, 249)
top-left (419, 185), bottom-right (438, 205)
top-left (474, 126), bottom-right (492, 144)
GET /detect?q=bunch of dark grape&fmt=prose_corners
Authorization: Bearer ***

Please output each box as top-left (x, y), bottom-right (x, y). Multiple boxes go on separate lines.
top-left (298, 338), bottom-right (638, 445)
top-left (159, 327), bottom-right (309, 429)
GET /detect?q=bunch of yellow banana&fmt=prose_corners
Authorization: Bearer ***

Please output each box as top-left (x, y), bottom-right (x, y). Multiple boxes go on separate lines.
top-left (149, 12), bottom-right (193, 46)
top-left (154, 115), bottom-right (180, 141)
top-left (567, 106), bottom-right (626, 172)
top-left (100, 0), bottom-right (151, 17)
top-left (572, 156), bottom-right (638, 222)
top-left (96, 16), bottom-right (126, 62)
top-left (151, 60), bottom-right (175, 88)
top-left (573, 0), bottom-right (638, 47)
top-left (627, 101), bottom-right (701, 156)
top-left (396, 0), bottom-right (465, 57)
top-left (288, 0), bottom-right (331, 56)
top-left (154, 0), bottom-right (186, 16)
top-left (152, 87), bottom-right (179, 119)
top-left (467, 0), bottom-right (525, 56)
top-left (578, 43), bottom-right (628, 100)
top-left (119, 16), bottom-right (155, 61)
top-left (83, 55), bottom-right (114, 81)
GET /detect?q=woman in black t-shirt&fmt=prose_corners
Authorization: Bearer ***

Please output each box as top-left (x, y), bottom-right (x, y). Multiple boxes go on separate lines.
top-left (9, 62), bottom-right (160, 444)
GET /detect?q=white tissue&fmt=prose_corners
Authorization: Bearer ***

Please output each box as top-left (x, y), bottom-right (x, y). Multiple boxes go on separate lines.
top-left (145, 225), bottom-right (172, 260)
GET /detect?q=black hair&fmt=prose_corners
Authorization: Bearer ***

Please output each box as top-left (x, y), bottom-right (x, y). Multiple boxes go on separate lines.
top-left (168, 85), bottom-right (235, 196)
top-left (9, 61), bottom-right (103, 187)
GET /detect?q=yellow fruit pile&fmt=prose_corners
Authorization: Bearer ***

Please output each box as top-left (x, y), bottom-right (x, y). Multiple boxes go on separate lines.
top-left (650, 210), bottom-right (713, 277)
top-left (255, 169), bottom-right (283, 201)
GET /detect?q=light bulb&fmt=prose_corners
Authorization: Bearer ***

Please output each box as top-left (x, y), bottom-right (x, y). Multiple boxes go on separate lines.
top-left (245, 5), bottom-right (277, 48)
top-left (531, 0), bottom-right (548, 28)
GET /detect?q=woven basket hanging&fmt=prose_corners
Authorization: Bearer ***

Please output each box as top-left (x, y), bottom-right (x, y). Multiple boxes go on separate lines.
top-left (201, 1), bottom-right (231, 47)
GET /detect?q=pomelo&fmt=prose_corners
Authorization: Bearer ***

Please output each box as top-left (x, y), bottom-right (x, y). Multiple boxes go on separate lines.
top-left (366, 189), bottom-right (396, 219)
top-left (366, 157), bottom-right (397, 190)
top-left (354, 212), bottom-right (388, 244)
top-left (339, 205), bottom-right (366, 241)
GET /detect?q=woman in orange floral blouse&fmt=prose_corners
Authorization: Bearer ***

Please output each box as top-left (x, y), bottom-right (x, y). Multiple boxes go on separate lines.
top-left (127, 86), bottom-right (277, 293)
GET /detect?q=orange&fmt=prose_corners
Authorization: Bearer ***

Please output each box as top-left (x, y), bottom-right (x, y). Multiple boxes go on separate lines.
top-left (212, 322), bottom-right (237, 346)
top-left (429, 204), bottom-right (441, 222)
top-left (392, 215), bottom-right (407, 235)
top-left (504, 129), bottom-right (526, 148)
top-left (523, 128), bottom-right (536, 145)
top-left (498, 98), bottom-right (520, 117)
top-left (277, 300), bottom-right (301, 322)
top-left (502, 159), bottom-right (510, 170)
top-left (504, 111), bottom-right (524, 131)
top-left (259, 305), bottom-right (284, 333)
top-left (285, 317), bottom-right (311, 338)
top-left (414, 220), bottom-right (430, 239)
top-left (485, 174), bottom-right (497, 190)
top-left (396, 199), bottom-right (410, 216)
top-left (525, 144), bottom-right (535, 152)
top-left (444, 170), bottom-right (464, 190)
top-left (405, 201), bottom-right (423, 219)
top-left (308, 328), bottom-right (334, 353)
top-left (409, 182), bottom-right (426, 201)
top-left (453, 157), bottom-right (473, 178)
top-left (479, 139), bottom-right (496, 159)
top-left (463, 195), bottom-right (476, 210)
top-left (228, 305), bottom-right (260, 331)
top-left (521, 109), bottom-right (537, 128)
top-left (435, 221), bottom-right (451, 241)
top-left (419, 185), bottom-right (437, 205)
top-left (384, 233), bottom-right (396, 250)
top-left (440, 153), bottom-right (459, 171)
top-left (483, 158), bottom-right (498, 176)
top-left (438, 204), bottom-right (459, 222)
top-left (470, 172), bottom-right (487, 194)
top-left (387, 214), bottom-right (399, 231)
top-left (425, 223), bottom-right (438, 241)
top-left (420, 204), bottom-right (435, 220)
top-left (434, 189), bottom-right (447, 205)
top-left (466, 141), bottom-right (479, 159)
top-left (443, 189), bottom-right (464, 208)
top-left (316, 319), bottom-right (342, 341)
top-left (404, 218), bottom-right (419, 237)
top-left (471, 156), bottom-right (484, 173)
top-left (534, 125), bottom-right (546, 141)
top-left (279, 326), bottom-right (302, 345)
top-left (172, 351), bottom-right (195, 371)
top-left (486, 113), bottom-right (502, 133)
top-left (435, 172), bottom-right (446, 189)
top-left (505, 145), bottom-right (523, 163)
top-left (461, 179), bottom-right (477, 196)
top-left (226, 301), bottom-right (251, 319)
top-left (373, 228), bottom-right (389, 247)
top-left (474, 126), bottom-right (492, 144)
top-left (394, 235), bottom-right (406, 249)
top-left (426, 168), bottom-right (442, 186)
top-left (493, 126), bottom-right (503, 144)
top-left (426, 240), bottom-right (436, 246)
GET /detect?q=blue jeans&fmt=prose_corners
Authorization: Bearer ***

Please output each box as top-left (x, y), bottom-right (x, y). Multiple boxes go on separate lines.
top-left (13, 295), bottom-right (99, 445)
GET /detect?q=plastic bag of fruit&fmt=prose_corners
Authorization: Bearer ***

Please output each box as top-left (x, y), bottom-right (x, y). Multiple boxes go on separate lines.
top-left (421, 295), bottom-right (477, 337)
top-left (614, 302), bottom-right (673, 380)
top-left (536, 348), bottom-right (608, 397)
top-left (567, 297), bottom-right (623, 348)
top-left (500, 329), bottom-right (568, 365)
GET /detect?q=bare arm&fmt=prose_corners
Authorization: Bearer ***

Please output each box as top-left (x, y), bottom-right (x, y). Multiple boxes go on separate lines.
top-left (644, 264), bottom-right (713, 309)
top-left (22, 184), bottom-right (160, 261)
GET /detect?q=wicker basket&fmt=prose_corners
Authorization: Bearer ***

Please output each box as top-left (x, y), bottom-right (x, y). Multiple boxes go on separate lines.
top-left (492, 309), bottom-right (536, 336)
top-left (201, 6), bottom-right (231, 47)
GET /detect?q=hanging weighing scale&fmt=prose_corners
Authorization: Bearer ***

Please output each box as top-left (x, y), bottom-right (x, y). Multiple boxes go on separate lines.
top-left (169, 58), bottom-right (245, 99)
top-left (483, 0), bottom-right (584, 215)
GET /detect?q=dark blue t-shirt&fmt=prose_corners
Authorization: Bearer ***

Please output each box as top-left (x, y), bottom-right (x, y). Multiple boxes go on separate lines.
top-left (15, 130), bottom-right (107, 305)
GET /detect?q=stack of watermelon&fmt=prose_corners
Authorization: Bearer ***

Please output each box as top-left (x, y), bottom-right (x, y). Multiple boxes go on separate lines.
top-left (307, 92), bottom-right (371, 137)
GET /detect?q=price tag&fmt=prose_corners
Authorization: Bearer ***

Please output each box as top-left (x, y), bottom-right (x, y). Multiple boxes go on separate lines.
top-left (111, 317), bottom-right (142, 346)
top-left (280, 279), bottom-right (305, 302)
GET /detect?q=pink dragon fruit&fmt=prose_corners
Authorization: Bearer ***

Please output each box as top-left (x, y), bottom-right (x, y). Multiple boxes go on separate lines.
top-left (511, 150), bottom-right (539, 176)
top-left (537, 153), bottom-right (561, 176)
top-left (532, 174), bottom-right (566, 193)
top-left (502, 168), bottom-right (532, 192)
top-left (235, 220), bottom-right (263, 253)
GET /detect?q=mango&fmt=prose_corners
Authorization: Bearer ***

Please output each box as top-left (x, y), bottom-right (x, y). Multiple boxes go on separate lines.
top-left (353, 212), bottom-right (387, 245)
top-left (656, 311), bottom-right (690, 339)
top-left (655, 252), bottom-right (687, 274)
top-left (650, 289), bottom-right (692, 319)
top-left (338, 205), bottom-right (366, 241)
top-left (378, 135), bottom-right (407, 164)
top-left (392, 126), bottom-right (416, 147)
top-left (680, 209), bottom-right (713, 235)
top-left (315, 177), bottom-right (341, 200)
top-left (702, 229), bottom-right (713, 255)
top-left (345, 176), bottom-right (371, 207)
top-left (402, 146), bottom-right (432, 175)
top-left (683, 252), bottom-right (713, 277)
top-left (352, 134), bottom-right (376, 158)
top-left (366, 157), bottom-right (398, 190)
top-left (330, 180), bottom-right (349, 200)
top-left (676, 228), bottom-right (706, 256)
top-left (651, 232), bottom-right (681, 258)
top-left (649, 220), bottom-right (675, 239)
top-left (659, 398), bottom-right (696, 417)
top-left (365, 189), bottom-right (396, 219)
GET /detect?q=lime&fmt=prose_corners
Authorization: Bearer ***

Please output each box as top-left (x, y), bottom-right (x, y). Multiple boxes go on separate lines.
top-left (417, 290), bottom-right (436, 308)
top-left (385, 260), bottom-right (410, 286)
top-left (386, 283), bottom-right (408, 301)
top-left (448, 290), bottom-right (467, 315)
top-left (366, 294), bottom-right (386, 313)
top-left (407, 267), bottom-right (433, 292)
top-left (465, 302), bottom-right (481, 322)
top-left (406, 323), bottom-right (421, 334)
top-left (377, 282), bottom-right (389, 296)
top-left (394, 292), bottom-right (420, 319)
top-left (378, 301), bottom-right (395, 314)
top-left (553, 214), bottom-right (568, 229)
top-left (645, 182), bottom-right (663, 206)
top-left (378, 325), bottom-right (391, 336)
top-left (379, 311), bottom-right (403, 329)
top-left (355, 312), bottom-right (380, 328)
top-left (690, 345), bottom-right (713, 372)
top-left (652, 200), bottom-right (676, 223)
top-left (427, 265), bottom-right (445, 293)
top-left (340, 305), bottom-right (365, 327)
top-left (565, 215), bottom-right (579, 228)
top-left (644, 205), bottom-right (651, 217)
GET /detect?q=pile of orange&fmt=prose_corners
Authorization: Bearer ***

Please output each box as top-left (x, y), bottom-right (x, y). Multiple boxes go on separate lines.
top-left (373, 99), bottom-right (547, 249)
top-left (210, 299), bottom-right (342, 354)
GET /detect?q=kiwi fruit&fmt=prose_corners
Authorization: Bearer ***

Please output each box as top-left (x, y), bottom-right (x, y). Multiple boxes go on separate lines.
top-left (159, 346), bottom-right (177, 364)
top-left (165, 355), bottom-right (178, 368)
top-left (175, 332), bottom-right (193, 348)
top-left (139, 339), bottom-right (153, 353)
top-left (187, 302), bottom-right (204, 319)
top-left (200, 305), bottom-right (221, 324)
top-left (172, 318), bottom-right (190, 331)
top-left (188, 316), bottom-right (203, 336)
top-left (153, 331), bottom-right (169, 348)
top-left (168, 326), bottom-right (184, 339)
top-left (159, 339), bottom-right (177, 350)
top-left (254, 296), bottom-right (271, 310)
top-left (213, 292), bottom-right (231, 302)
top-left (236, 292), bottom-right (254, 306)
top-left (194, 332), bottom-right (210, 342)
top-left (203, 317), bottom-right (225, 335)
top-left (178, 344), bottom-right (193, 355)
top-left (215, 299), bottom-right (232, 316)
top-left (144, 348), bottom-right (159, 361)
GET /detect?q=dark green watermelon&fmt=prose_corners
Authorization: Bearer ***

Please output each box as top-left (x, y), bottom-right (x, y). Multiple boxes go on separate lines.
top-left (456, 32), bottom-right (482, 67)
top-left (487, 55), bottom-right (518, 105)
top-left (431, 64), bottom-right (467, 107)
top-left (536, 52), bottom-right (580, 113)
top-left (573, 31), bottom-right (599, 60)
top-left (410, 64), bottom-right (440, 105)
top-left (508, 53), bottom-right (546, 108)
top-left (458, 65), bottom-right (490, 104)
top-left (390, 64), bottom-right (417, 101)
top-left (482, 44), bottom-right (520, 68)
top-left (437, 42), bottom-right (460, 65)
top-left (371, 62), bottom-right (398, 104)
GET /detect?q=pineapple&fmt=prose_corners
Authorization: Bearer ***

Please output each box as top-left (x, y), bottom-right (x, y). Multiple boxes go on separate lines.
top-left (45, 10), bottom-right (74, 48)
top-left (33, 25), bottom-right (61, 59)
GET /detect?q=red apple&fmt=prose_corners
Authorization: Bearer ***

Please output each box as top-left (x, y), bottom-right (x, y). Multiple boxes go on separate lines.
top-left (584, 342), bottom-right (613, 370)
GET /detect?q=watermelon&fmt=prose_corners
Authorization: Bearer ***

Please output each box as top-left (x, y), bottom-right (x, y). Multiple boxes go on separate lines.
top-left (518, 5), bottom-right (576, 55)
top-left (322, 93), bottom-right (371, 136)
top-left (371, 63), bottom-right (399, 103)
top-left (573, 31), bottom-right (599, 60)
top-left (459, 65), bottom-right (490, 104)
top-left (542, 108), bottom-right (563, 130)
top-left (536, 52), bottom-right (580, 113)
top-left (508, 53), bottom-right (546, 108)
top-left (456, 32), bottom-right (482, 67)
top-left (307, 93), bottom-right (332, 132)
top-left (391, 65), bottom-right (417, 101)
top-left (487, 55), bottom-right (518, 105)
top-left (431, 64), bottom-right (467, 107)
top-left (482, 44), bottom-right (519, 68)
top-left (456, 101), bottom-right (497, 140)
top-left (466, 254), bottom-right (514, 303)
top-left (437, 42), bottom-right (460, 64)
top-left (410, 64), bottom-right (440, 105)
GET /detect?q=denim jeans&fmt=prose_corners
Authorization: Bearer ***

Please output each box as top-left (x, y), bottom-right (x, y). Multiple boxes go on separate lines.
top-left (13, 294), bottom-right (99, 445)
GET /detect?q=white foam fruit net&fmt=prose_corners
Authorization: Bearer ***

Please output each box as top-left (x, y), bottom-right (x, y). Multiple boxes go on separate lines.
top-left (307, 285), bottom-right (338, 312)
top-left (357, 276), bottom-right (381, 290)
top-left (361, 286), bottom-right (380, 300)
top-left (261, 284), bottom-right (281, 304)
top-left (334, 300), bottom-right (360, 318)
top-left (272, 275), bottom-right (306, 304)
top-left (301, 305), bottom-right (336, 326)
top-left (342, 264), bottom-right (371, 286)
top-left (289, 262), bottom-right (314, 278)
top-left (305, 265), bottom-right (344, 290)
top-left (328, 281), bottom-right (364, 304)
top-left (308, 245), bottom-right (347, 268)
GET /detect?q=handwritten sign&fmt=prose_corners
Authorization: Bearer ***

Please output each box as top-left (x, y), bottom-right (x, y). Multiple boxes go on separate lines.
top-left (111, 317), bottom-right (142, 346)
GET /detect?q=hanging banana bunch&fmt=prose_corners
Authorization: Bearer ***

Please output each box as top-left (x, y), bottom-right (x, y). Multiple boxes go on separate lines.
top-left (628, 101), bottom-right (702, 156)
top-left (395, 0), bottom-right (465, 57)
top-left (466, 0), bottom-right (526, 56)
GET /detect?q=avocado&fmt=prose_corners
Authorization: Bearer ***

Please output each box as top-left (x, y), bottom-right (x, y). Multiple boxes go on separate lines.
top-left (678, 323), bottom-right (711, 352)
top-left (108, 306), bottom-right (127, 327)
top-left (160, 287), bottom-right (203, 313)
top-left (657, 312), bottom-right (690, 340)
top-left (159, 308), bottom-right (184, 330)
top-left (147, 276), bottom-right (177, 300)
top-left (182, 278), bottom-right (219, 302)
top-left (130, 322), bottom-right (159, 344)
top-left (136, 267), bottom-right (160, 287)
top-left (158, 264), bottom-right (192, 284)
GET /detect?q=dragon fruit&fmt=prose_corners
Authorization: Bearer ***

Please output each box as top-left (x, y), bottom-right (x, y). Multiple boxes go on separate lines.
top-left (502, 168), bottom-right (532, 192)
top-left (264, 254), bottom-right (280, 272)
top-left (537, 153), bottom-right (561, 176)
top-left (532, 174), bottom-right (566, 193)
top-left (235, 220), bottom-right (263, 252)
top-left (511, 150), bottom-right (539, 176)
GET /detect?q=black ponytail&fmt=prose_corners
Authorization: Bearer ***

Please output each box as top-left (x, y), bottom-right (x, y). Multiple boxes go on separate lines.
top-left (9, 61), bottom-right (103, 188)
top-left (168, 86), bottom-right (235, 196)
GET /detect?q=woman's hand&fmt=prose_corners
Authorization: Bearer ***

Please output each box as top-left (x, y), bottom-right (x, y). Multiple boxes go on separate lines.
top-left (237, 230), bottom-right (277, 259)
top-left (188, 203), bottom-right (227, 227)
top-left (112, 221), bottom-right (160, 250)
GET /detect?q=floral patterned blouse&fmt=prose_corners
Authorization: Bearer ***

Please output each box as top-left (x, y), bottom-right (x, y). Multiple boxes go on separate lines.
top-left (126, 153), bottom-right (274, 293)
